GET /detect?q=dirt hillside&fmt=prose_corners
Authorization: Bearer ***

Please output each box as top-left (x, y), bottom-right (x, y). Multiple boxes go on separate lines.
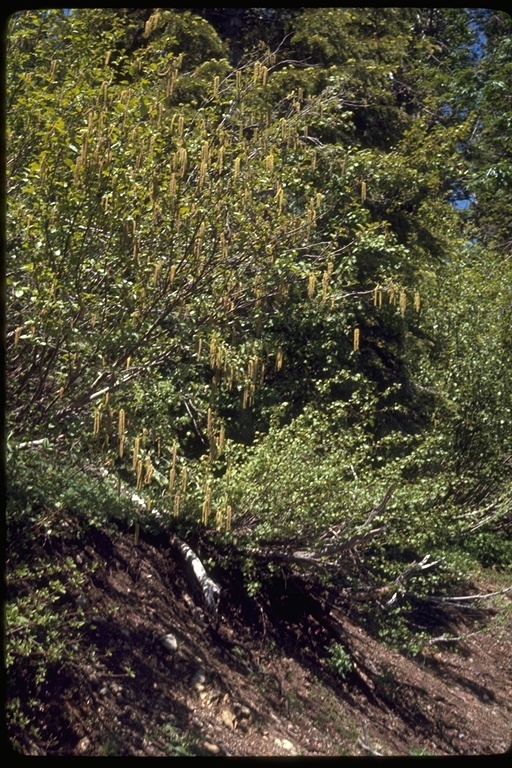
top-left (9, 524), bottom-right (512, 757)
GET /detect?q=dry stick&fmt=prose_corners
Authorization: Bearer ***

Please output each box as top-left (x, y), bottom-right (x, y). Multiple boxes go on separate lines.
top-left (425, 628), bottom-right (487, 646)
top-left (252, 488), bottom-right (396, 571)
top-left (426, 585), bottom-right (512, 604)
top-left (169, 534), bottom-right (221, 615)
top-left (357, 722), bottom-right (385, 757)
top-left (181, 396), bottom-right (207, 445)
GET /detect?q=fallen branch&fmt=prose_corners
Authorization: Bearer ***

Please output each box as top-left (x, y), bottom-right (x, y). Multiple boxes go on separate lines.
top-left (357, 722), bottom-right (384, 757)
top-left (386, 554), bottom-right (443, 607)
top-left (169, 534), bottom-right (221, 615)
top-left (357, 740), bottom-right (384, 757)
top-left (347, 554), bottom-right (442, 604)
top-left (12, 435), bottom-right (65, 450)
top-left (424, 628), bottom-right (487, 646)
top-left (426, 585), bottom-right (512, 604)
top-left (250, 488), bottom-right (395, 578)
top-left (251, 526), bottom-right (387, 570)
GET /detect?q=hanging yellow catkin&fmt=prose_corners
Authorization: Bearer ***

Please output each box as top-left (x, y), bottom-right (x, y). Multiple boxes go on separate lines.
top-left (414, 290), bottom-right (421, 312)
top-left (400, 290), bottom-right (407, 316)
top-left (93, 410), bottom-right (101, 436)
top-left (168, 443), bottom-right (177, 492)
top-left (132, 436), bottom-right (140, 469)
top-left (209, 336), bottom-right (217, 367)
top-left (174, 493), bottom-right (181, 516)
top-left (275, 184), bottom-right (284, 215)
top-left (198, 160), bottom-right (207, 189)
top-left (153, 262), bottom-right (163, 283)
top-left (322, 271), bottom-right (329, 303)
top-left (136, 458), bottom-right (143, 491)
top-left (308, 273), bottom-right (316, 298)
top-left (353, 328), bottom-right (360, 351)
top-left (225, 504), bottom-right (232, 532)
top-left (178, 146), bottom-right (187, 177)
top-left (202, 484), bottom-right (212, 524)
top-left (166, 69), bottom-right (176, 97)
top-left (276, 346), bottom-right (284, 371)
top-left (361, 180), bottom-right (367, 203)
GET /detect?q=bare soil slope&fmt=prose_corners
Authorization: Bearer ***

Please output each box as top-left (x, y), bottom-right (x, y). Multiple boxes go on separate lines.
top-left (10, 525), bottom-right (512, 757)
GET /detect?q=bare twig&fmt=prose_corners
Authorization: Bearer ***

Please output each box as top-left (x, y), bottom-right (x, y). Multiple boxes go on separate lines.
top-left (361, 485), bottom-right (395, 529)
top-left (424, 628), bottom-right (487, 646)
top-left (426, 585), bottom-right (512, 604)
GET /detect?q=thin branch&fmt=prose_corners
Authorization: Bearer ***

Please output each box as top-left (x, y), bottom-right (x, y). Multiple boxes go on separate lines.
top-left (424, 628), bottom-right (487, 646)
top-left (361, 485), bottom-right (395, 529)
top-left (426, 586), bottom-right (512, 604)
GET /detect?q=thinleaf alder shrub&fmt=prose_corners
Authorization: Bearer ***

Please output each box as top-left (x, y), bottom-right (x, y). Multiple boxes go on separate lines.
top-left (5, 9), bottom-right (512, 747)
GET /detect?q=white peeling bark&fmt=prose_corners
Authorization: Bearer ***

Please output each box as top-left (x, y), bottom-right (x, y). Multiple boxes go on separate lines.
top-left (169, 534), bottom-right (221, 615)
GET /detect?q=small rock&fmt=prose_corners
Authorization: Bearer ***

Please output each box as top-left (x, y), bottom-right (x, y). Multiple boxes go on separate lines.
top-left (76, 736), bottom-right (91, 754)
top-left (220, 707), bottom-right (236, 729)
top-left (275, 737), bottom-right (298, 755)
top-left (202, 741), bottom-right (221, 755)
top-left (238, 719), bottom-right (250, 733)
top-left (191, 669), bottom-right (207, 688)
top-left (162, 633), bottom-right (178, 653)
